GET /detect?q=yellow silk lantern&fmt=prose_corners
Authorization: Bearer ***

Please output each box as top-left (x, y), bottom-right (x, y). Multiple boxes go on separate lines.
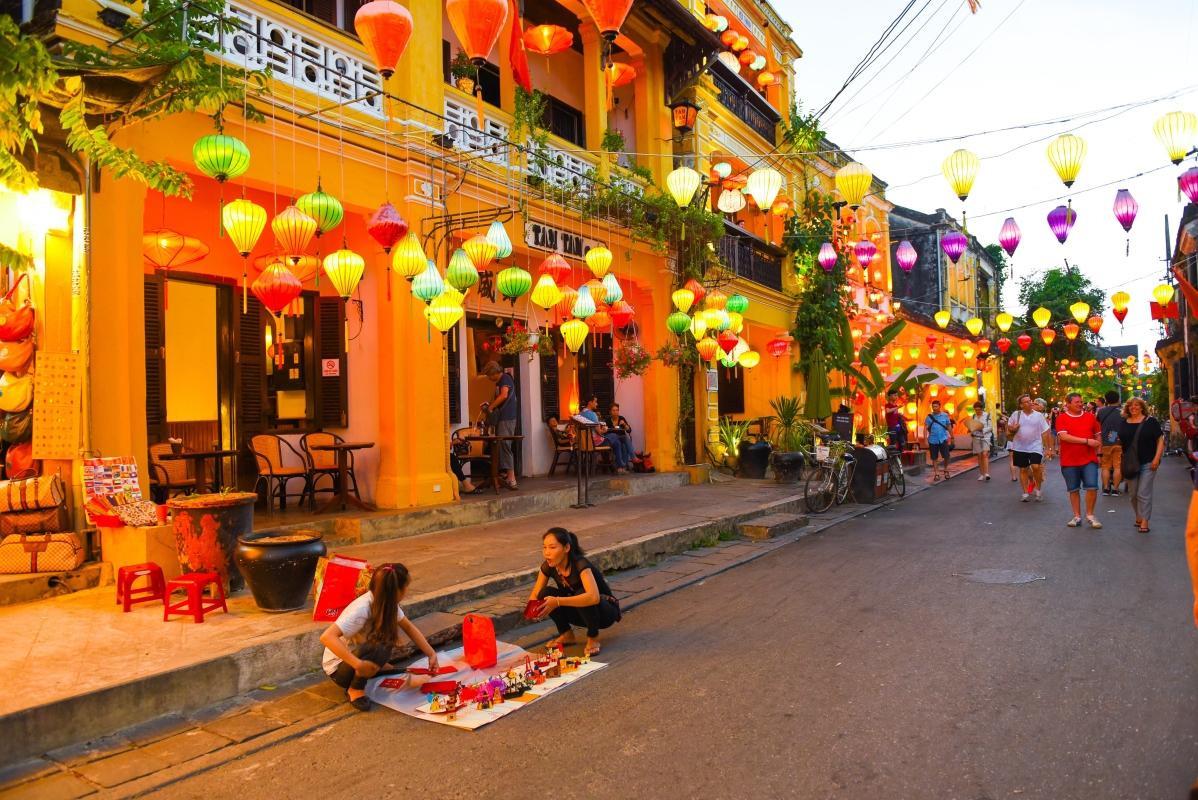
top-left (737, 350), bottom-right (760, 369)
top-left (272, 205), bottom-right (317, 261)
top-left (1046, 133), bottom-right (1086, 188)
top-left (223, 198), bottom-right (267, 257)
top-left (666, 166), bottom-right (702, 207)
top-left (908, 346), bottom-right (920, 359)
top-left (585, 245), bottom-right (613, 278)
top-left (1032, 306), bottom-right (1052, 328)
top-left (835, 161), bottom-right (872, 209)
top-left (672, 288), bottom-right (695, 313)
top-left (322, 248), bottom-right (366, 298)
top-left (995, 312), bottom-right (1013, 332)
top-left (463, 234), bottom-right (498, 270)
top-left (392, 233), bottom-right (427, 279)
top-left (530, 274), bottom-right (562, 310)
top-left (560, 318), bottom-right (589, 353)
top-left (424, 292), bottom-right (464, 333)
top-left (1068, 301), bottom-right (1090, 324)
top-left (1153, 283), bottom-right (1176, 305)
top-left (705, 289), bottom-right (728, 310)
top-left (934, 309), bottom-right (950, 329)
top-left (1153, 111), bottom-right (1198, 165)
top-left (965, 317), bottom-right (983, 336)
top-left (745, 168), bottom-right (784, 210)
top-left (941, 149), bottom-right (979, 201)
top-left (696, 336), bottom-right (721, 362)
top-left (727, 311), bottom-right (743, 334)
top-left (1111, 291), bottom-right (1130, 312)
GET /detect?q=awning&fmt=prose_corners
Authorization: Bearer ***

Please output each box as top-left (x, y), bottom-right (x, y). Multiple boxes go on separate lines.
top-left (885, 364), bottom-right (969, 387)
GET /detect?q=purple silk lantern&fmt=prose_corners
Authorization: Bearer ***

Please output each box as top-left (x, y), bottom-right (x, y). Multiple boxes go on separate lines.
top-left (818, 242), bottom-right (837, 272)
top-left (941, 230), bottom-right (968, 264)
top-left (1181, 167), bottom-right (1198, 205)
top-left (895, 240), bottom-right (917, 272)
top-left (998, 217), bottom-right (1021, 257)
top-left (1112, 189), bottom-right (1138, 232)
top-left (1047, 204), bottom-right (1077, 244)
top-left (855, 239), bottom-right (877, 269)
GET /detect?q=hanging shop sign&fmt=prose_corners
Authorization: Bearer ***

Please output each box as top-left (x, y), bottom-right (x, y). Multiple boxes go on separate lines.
top-left (524, 222), bottom-right (603, 259)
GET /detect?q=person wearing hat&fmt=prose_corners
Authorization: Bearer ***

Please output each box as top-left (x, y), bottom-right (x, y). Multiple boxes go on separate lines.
top-left (481, 361), bottom-right (519, 490)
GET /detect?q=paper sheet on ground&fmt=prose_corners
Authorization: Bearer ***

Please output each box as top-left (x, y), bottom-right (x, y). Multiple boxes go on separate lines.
top-left (365, 640), bottom-right (606, 730)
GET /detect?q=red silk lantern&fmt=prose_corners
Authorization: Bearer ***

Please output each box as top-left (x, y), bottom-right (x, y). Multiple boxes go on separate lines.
top-left (925, 334), bottom-right (938, 351)
top-left (1113, 307), bottom-right (1128, 325)
top-left (523, 24), bottom-right (573, 55)
top-left (1016, 333), bottom-right (1032, 351)
top-left (354, 0), bottom-right (414, 78)
top-left (252, 261), bottom-right (303, 316)
top-left (446, 0), bottom-right (509, 64)
top-left (717, 330), bottom-right (739, 355)
top-left (539, 253), bottom-right (571, 285)
top-left (738, 50), bottom-right (756, 66)
top-left (767, 336), bottom-right (790, 357)
top-left (683, 278), bottom-right (706, 308)
top-left (976, 338), bottom-right (991, 354)
top-left (367, 202), bottom-right (407, 253)
top-left (720, 30), bottom-right (738, 47)
top-left (609, 300), bottom-right (634, 329)
top-left (580, 0), bottom-right (634, 40)
top-left (1040, 328), bottom-right (1056, 346)
top-left (995, 337), bottom-right (1010, 354)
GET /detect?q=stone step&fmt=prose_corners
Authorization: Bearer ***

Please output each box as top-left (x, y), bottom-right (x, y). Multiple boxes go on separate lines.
top-left (0, 563), bottom-right (109, 608)
top-left (738, 512), bottom-right (808, 540)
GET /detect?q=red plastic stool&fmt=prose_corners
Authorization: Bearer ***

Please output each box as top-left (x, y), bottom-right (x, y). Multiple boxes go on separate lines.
top-left (116, 562), bottom-right (166, 612)
top-left (163, 572), bottom-right (228, 623)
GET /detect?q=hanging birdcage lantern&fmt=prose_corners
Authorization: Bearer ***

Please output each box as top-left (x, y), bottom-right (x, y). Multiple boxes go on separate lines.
top-left (354, 0), bottom-right (413, 77)
top-left (586, 245), bottom-right (613, 278)
top-left (668, 99), bottom-right (700, 135)
top-left (446, 248), bottom-right (480, 292)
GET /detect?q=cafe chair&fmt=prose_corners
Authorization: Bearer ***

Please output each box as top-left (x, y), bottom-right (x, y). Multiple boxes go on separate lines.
top-left (300, 431), bottom-right (362, 511)
top-left (450, 427), bottom-right (491, 483)
top-left (546, 420), bottom-right (575, 476)
top-left (248, 434), bottom-right (312, 513)
top-left (147, 442), bottom-right (197, 503)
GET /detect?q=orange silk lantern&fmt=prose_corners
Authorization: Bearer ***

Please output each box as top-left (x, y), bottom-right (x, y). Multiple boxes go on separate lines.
top-left (606, 61), bottom-right (636, 88)
top-left (446, 0), bottom-right (509, 64)
top-left (738, 50), bottom-right (756, 66)
top-left (696, 336), bottom-right (721, 362)
top-left (683, 277), bottom-right (706, 307)
top-left (539, 253), bottom-right (572, 285)
top-left (523, 24), bottom-right (573, 55)
top-left (580, 0), bottom-right (634, 40)
top-left (720, 30), bottom-right (738, 47)
top-left (1086, 315), bottom-right (1103, 335)
top-left (1040, 328), bottom-right (1056, 346)
top-left (609, 300), bottom-right (634, 329)
top-left (252, 261), bottom-right (303, 317)
top-left (354, 0), bottom-right (414, 78)
top-left (1063, 322), bottom-right (1079, 341)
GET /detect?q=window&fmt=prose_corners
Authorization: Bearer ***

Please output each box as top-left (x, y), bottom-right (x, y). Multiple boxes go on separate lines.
top-left (442, 41), bottom-right (501, 107)
top-left (544, 97), bottom-right (585, 147)
top-left (717, 366), bottom-right (745, 415)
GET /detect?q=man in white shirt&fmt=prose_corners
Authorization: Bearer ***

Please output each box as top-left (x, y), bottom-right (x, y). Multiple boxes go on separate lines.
top-left (1006, 393), bottom-right (1052, 502)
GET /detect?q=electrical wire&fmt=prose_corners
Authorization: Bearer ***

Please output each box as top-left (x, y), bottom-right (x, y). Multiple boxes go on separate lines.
top-left (816, 0), bottom-right (921, 119)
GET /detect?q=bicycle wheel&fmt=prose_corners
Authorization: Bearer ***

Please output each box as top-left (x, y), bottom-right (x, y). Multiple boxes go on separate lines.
top-left (835, 458), bottom-right (856, 505)
top-left (889, 458), bottom-right (906, 497)
top-left (805, 465), bottom-right (835, 513)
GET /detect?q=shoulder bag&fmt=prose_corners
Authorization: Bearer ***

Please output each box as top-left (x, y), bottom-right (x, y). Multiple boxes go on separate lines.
top-left (0, 372), bottom-right (33, 413)
top-left (0, 274), bottom-right (34, 343)
top-left (0, 410), bottom-right (31, 443)
top-left (0, 339), bottom-right (33, 375)
top-left (0, 532), bottom-right (83, 573)
top-left (1121, 421), bottom-right (1146, 479)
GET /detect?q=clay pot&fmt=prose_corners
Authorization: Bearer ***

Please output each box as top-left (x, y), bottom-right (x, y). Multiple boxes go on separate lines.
top-left (770, 451), bottom-right (805, 484)
top-left (169, 492), bottom-right (257, 592)
top-left (737, 440), bottom-right (772, 479)
top-left (235, 530), bottom-right (326, 612)
top-left (455, 77), bottom-right (475, 95)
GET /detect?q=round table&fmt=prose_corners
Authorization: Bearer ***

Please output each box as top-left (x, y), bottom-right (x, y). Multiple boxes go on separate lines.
top-left (465, 434), bottom-right (525, 494)
top-left (310, 441), bottom-right (375, 513)
top-left (158, 449), bottom-right (238, 494)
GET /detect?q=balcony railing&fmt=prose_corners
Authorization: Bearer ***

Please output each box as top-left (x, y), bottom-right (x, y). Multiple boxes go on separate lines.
top-left (718, 225), bottom-right (784, 291)
top-left (711, 64), bottom-right (778, 144)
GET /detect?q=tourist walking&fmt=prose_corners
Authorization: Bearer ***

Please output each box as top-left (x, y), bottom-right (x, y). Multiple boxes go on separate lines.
top-left (1054, 392), bottom-right (1103, 529)
top-left (1006, 394), bottom-right (1050, 502)
top-left (1096, 389), bottom-right (1123, 496)
top-left (1038, 399), bottom-right (1058, 461)
top-left (481, 361), bottom-right (519, 490)
top-left (925, 399), bottom-right (953, 481)
top-left (968, 401), bottom-right (993, 480)
top-left (1118, 397), bottom-right (1165, 533)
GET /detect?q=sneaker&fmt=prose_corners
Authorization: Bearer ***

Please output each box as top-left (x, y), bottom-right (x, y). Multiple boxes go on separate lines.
top-left (977, 475), bottom-right (985, 481)
top-left (1034, 490), bottom-right (1043, 502)
top-left (985, 475), bottom-right (991, 481)
top-left (1109, 490), bottom-right (1120, 497)
top-left (1087, 516), bottom-right (1103, 530)
top-left (1066, 516), bottom-right (1081, 527)
top-left (1021, 493), bottom-right (1030, 502)
top-left (1101, 489), bottom-right (1110, 496)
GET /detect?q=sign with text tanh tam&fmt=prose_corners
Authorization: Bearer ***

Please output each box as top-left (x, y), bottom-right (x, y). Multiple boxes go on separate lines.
top-left (524, 221), bottom-right (603, 259)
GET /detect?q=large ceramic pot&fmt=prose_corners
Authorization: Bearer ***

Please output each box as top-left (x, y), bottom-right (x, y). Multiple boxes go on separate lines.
top-left (169, 492), bottom-right (257, 592)
top-left (738, 440), bottom-right (772, 479)
top-left (236, 530), bottom-right (327, 612)
top-left (770, 451), bottom-right (805, 484)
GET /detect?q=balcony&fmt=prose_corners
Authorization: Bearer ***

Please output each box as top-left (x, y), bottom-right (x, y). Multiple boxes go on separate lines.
top-left (711, 62), bottom-right (779, 144)
top-left (718, 223), bottom-right (784, 291)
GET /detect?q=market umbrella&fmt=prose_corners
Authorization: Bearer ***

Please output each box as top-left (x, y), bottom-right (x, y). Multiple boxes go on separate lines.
top-left (804, 345), bottom-right (832, 421)
top-left (884, 363), bottom-right (968, 387)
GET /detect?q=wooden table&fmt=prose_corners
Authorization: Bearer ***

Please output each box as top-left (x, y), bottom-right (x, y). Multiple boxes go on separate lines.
top-left (310, 441), bottom-right (375, 513)
top-left (465, 434), bottom-right (524, 495)
top-left (158, 449), bottom-right (238, 494)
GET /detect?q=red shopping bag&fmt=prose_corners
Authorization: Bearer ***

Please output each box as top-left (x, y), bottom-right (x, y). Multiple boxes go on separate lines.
top-left (312, 555), bottom-right (371, 622)
top-left (463, 613), bottom-right (497, 669)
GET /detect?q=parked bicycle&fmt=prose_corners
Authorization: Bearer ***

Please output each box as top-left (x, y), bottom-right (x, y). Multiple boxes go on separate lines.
top-left (804, 433), bottom-right (854, 513)
top-left (880, 445), bottom-right (906, 498)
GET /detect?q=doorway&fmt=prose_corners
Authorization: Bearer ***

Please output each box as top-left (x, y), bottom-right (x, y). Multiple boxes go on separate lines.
top-left (463, 316), bottom-right (523, 477)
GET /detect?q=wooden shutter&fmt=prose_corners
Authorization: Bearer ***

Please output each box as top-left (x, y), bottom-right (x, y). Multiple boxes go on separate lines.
top-left (717, 365), bottom-right (746, 415)
top-left (539, 334), bottom-right (559, 422)
top-left (143, 275), bottom-right (167, 444)
top-left (592, 335), bottom-right (615, 411)
top-left (235, 295), bottom-right (267, 441)
top-left (315, 297), bottom-right (348, 428)
top-left (447, 327), bottom-right (461, 425)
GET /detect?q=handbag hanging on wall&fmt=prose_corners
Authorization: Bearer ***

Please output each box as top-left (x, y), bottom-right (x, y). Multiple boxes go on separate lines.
top-left (5, 441), bottom-right (39, 480)
top-left (0, 410), bottom-right (32, 444)
top-left (0, 339), bottom-right (33, 375)
top-left (0, 372), bottom-right (33, 413)
top-left (0, 273), bottom-right (34, 343)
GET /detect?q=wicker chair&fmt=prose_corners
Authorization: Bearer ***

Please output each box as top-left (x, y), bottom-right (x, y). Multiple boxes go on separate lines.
top-left (546, 419), bottom-right (575, 476)
top-left (148, 442), bottom-right (197, 503)
top-left (248, 434), bottom-right (311, 512)
top-left (300, 431), bottom-right (361, 510)
top-left (450, 427), bottom-right (490, 481)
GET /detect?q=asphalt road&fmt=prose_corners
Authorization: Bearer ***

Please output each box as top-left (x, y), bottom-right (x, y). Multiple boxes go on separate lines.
top-left (152, 459), bottom-right (1198, 800)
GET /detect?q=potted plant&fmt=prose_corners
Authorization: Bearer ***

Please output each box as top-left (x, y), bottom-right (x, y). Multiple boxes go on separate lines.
top-left (716, 416), bottom-right (751, 471)
top-left (450, 50), bottom-right (475, 94)
top-left (601, 128), bottom-right (625, 165)
top-left (613, 340), bottom-right (651, 379)
top-left (236, 529), bottom-right (327, 612)
top-left (500, 320), bottom-right (555, 359)
top-left (169, 490), bottom-right (258, 592)
top-left (737, 421), bottom-right (772, 480)
top-left (767, 395), bottom-right (809, 483)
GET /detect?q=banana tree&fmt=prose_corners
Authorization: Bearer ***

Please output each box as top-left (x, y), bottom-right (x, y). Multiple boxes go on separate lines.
top-left (827, 315), bottom-right (936, 399)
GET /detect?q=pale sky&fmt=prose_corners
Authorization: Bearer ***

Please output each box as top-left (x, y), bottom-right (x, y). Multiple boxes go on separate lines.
top-left (777, 0), bottom-right (1197, 364)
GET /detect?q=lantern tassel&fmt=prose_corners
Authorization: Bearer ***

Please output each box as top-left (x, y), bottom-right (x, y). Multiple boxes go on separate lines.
top-left (344, 314), bottom-right (350, 352)
top-left (474, 68), bottom-right (486, 130)
top-left (242, 262), bottom-right (248, 314)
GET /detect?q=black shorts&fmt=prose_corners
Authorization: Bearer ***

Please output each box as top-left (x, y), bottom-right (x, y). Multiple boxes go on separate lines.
top-left (1011, 450), bottom-right (1043, 468)
top-left (929, 441), bottom-right (952, 460)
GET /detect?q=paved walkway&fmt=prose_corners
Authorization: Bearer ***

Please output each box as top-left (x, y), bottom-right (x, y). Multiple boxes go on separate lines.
top-left (0, 479), bottom-right (801, 717)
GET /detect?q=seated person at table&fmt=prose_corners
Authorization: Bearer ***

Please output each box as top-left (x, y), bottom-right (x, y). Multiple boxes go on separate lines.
top-left (319, 563), bottom-right (440, 711)
top-left (607, 402), bottom-right (634, 450)
top-left (579, 396), bottom-right (632, 472)
top-left (547, 415), bottom-right (575, 446)
top-left (529, 528), bottom-right (620, 656)
top-left (449, 429), bottom-right (480, 495)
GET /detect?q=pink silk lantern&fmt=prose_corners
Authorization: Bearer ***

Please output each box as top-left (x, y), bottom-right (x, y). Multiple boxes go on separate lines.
top-left (1112, 189), bottom-right (1138, 233)
top-left (998, 217), bottom-right (1021, 257)
top-left (854, 239), bottom-right (877, 269)
top-left (941, 230), bottom-right (967, 264)
top-left (1047, 204), bottom-right (1077, 244)
top-left (817, 242), bottom-right (837, 272)
top-left (895, 240), bottom-right (917, 272)
top-left (1180, 167), bottom-right (1198, 204)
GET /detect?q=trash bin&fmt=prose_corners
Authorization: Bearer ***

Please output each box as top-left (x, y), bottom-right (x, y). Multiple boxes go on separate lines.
top-left (851, 445), bottom-right (889, 503)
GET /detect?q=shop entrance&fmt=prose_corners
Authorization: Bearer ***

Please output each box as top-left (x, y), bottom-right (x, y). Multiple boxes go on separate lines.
top-left (576, 334), bottom-right (614, 414)
top-left (463, 316), bottom-right (523, 477)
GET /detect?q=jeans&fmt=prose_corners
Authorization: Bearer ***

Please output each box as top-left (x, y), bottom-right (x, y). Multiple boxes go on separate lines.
top-left (603, 431), bottom-right (633, 468)
top-left (496, 418), bottom-right (517, 472)
top-left (1128, 465), bottom-right (1157, 521)
top-left (450, 453), bottom-right (466, 482)
top-left (538, 586), bottom-right (619, 638)
top-left (1061, 461), bottom-right (1099, 493)
top-left (327, 642), bottom-right (403, 692)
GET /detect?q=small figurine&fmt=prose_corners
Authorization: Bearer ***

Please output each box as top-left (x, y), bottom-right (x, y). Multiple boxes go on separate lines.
top-left (545, 660), bottom-right (562, 679)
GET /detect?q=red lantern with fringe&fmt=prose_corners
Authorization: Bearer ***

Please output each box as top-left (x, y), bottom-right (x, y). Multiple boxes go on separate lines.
top-left (367, 202), bottom-right (407, 253)
top-left (252, 261), bottom-right (303, 316)
top-left (609, 300), bottom-right (634, 329)
top-left (539, 253), bottom-right (572, 285)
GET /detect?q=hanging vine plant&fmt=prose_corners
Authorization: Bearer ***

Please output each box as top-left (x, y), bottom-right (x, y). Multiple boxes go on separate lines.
top-left (613, 339), bottom-right (651, 378)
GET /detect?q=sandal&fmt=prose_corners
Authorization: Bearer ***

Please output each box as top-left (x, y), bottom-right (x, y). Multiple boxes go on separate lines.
top-left (1066, 516), bottom-right (1081, 528)
top-left (350, 696), bottom-right (374, 712)
top-left (584, 642), bottom-right (601, 657)
top-left (1138, 525), bottom-right (1150, 533)
top-left (1086, 516), bottom-right (1103, 529)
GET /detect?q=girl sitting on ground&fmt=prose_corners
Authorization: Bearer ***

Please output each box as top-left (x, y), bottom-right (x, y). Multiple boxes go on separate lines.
top-left (530, 527), bottom-right (620, 656)
top-left (319, 563), bottom-right (440, 711)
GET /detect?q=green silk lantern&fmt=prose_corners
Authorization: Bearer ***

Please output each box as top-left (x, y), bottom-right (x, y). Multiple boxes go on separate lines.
top-left (666, 311), bottom-right (691, 335)
top-left (412, 260), bottom-right (444, 303)
top-left (571, 284), bottom-right (596, 319)
top-left (601, 273), bottom-right (622, 304)
top-left (496, 266), bottom-right (532, 300)
top-left (725, 293), bottom-right (749, 314)
top-left (296, 180), bottom-right (344, 237)
top-left (193, 134), bottom-right (251, 183)
top-left (446, 247), bottom-right (480, 292)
